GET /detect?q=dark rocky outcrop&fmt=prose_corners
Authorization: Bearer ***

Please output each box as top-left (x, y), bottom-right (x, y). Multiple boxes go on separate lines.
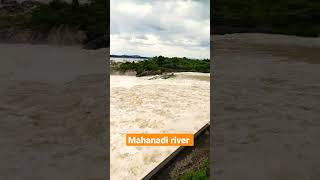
top-left (161, 73), bottom-right (175, 79)
top-left (136, 70), bottom-right (162, 77)
top-left (148, 73), bottom-right (176, 80)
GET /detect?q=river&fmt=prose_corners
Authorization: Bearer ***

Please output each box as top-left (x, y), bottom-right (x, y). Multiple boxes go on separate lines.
top-left (0, 44), bottom-right (107, 180)
top-left (2, 33), bottom-right (318, 180)
top-left (110, 73), bottom-right (210, 179)
top-left (212, 33), bottom-right (320, 180)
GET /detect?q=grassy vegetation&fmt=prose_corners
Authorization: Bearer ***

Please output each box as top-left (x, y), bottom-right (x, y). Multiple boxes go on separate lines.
top-left (0, 13), bottom-right (29, 29)
top-left (0, 0), bottom-right (107, 43)
top-left (28, 0), bottom-right (107, 41)
top-left (115, 56), bottom-right (210, 76)
top-left (212, 0), bottom-right (320, 37)
top-left (178, 158), bottom-right (209, 180)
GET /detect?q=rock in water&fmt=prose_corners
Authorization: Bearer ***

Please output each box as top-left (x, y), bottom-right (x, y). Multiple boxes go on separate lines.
top-left (148, 73), bottom-right (175, 80)
top-left (148, 75), bottom-right (160, 80)
top-left (137, 70), bottom-right (162, 77)
top-left (161, 73), bottom-right (175, 79)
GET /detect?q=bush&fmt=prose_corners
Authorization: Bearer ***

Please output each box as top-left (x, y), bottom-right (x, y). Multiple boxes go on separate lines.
top-left (116, 56), bottom-right (210, 76)
top-left (212, 0), bottom-right (320, 37)
top-left (179, 158), bottom-right (209, 180)
top-left (25, 0), bottom-right (107, 41)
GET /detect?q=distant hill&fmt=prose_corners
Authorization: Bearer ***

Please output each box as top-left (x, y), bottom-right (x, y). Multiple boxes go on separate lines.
top-left (110, 55), bottom-right (149, 59)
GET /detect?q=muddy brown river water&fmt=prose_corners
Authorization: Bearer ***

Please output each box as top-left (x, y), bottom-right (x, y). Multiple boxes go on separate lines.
top-left (0, 33), bottom-right (319, 180)
top-left (0, 44), bottom-right (107, 180)
top-left (212, 33), bottom-right (320, 180)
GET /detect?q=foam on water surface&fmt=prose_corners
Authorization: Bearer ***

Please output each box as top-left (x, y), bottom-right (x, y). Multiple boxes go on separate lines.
top-left (110, 73), bottom-right (210, 180)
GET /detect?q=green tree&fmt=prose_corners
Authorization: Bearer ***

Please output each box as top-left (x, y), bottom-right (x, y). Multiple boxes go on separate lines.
top-left (156, 56), bottom-right (165, 66)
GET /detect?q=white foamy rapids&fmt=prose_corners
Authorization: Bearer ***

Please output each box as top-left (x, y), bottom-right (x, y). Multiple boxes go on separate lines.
top-left (110, 72), bottom-right (210, 180)
top-left (110, 57), bottom-right (146, 62)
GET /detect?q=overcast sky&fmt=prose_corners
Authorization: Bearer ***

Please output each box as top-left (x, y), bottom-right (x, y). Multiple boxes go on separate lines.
top-left (110, 0), bottom-right (210, 59)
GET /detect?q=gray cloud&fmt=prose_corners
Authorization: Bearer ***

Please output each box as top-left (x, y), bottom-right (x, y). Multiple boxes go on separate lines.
top-left (110, 0), bottom-right (210, 59)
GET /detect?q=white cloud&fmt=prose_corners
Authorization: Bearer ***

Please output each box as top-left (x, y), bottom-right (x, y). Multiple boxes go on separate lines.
top-left (115, 2), bottom-right (152, 17)
top-left (110, 0), bottom-right (210, 59)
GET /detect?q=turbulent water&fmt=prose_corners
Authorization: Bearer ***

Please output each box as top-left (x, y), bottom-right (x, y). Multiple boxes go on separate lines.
top-left (110, 73), bottom-right (210, 180)
top-left (110, 57), bottom-right (146, 62)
